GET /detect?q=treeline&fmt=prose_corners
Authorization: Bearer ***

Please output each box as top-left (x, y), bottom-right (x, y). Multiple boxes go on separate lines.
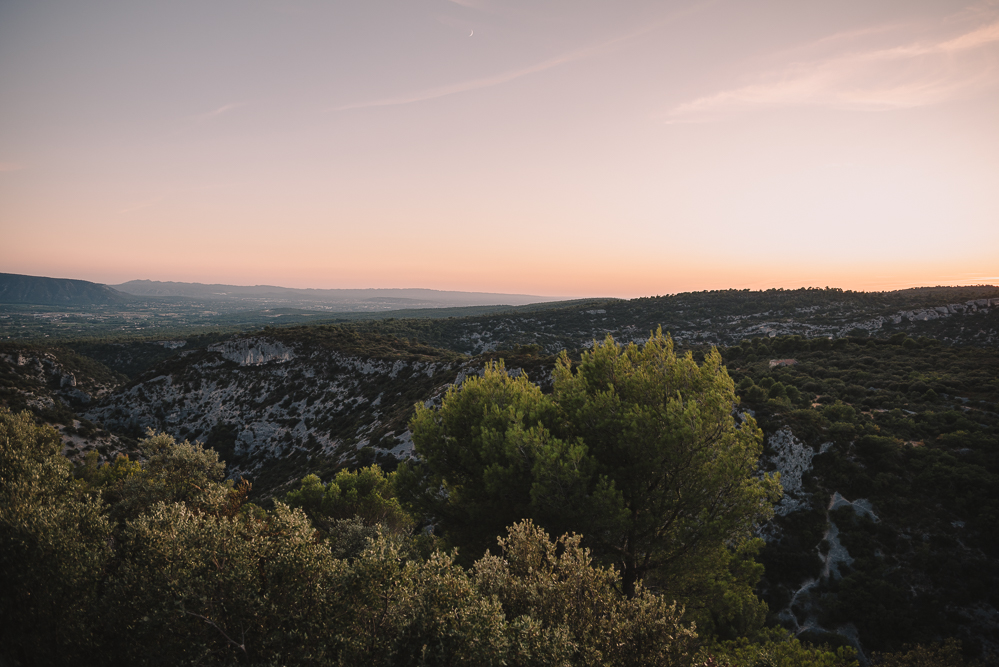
top-left (633, 286), bottom-right (999, 318)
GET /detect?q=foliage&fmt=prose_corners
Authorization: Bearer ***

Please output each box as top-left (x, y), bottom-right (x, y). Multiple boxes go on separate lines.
top-left (98, 501), bottom-right (342, 665)
top-left (0, 408), bottom-right (112, 664)
top-left (284, 464), bottom-right (414, 535)
top-left (0, 413), bottom-right (713, 666)
top-left (400, 357), bottom-right (562, 561)
top-left (727, 335), bottom-right (999, 655)
top-left (76, 449), bottom-right (142, 486)
top-left (403, 330), bottom-right (780, 637)
top-left (550, 331), bottom-right (780, 604)
top-left (475, 520), bottom-right (698, 666)
top-left (871, 640), bottom-right (983, 667)
top-left (104, 428), bottom-right (230, 521)
top-left (703, 628), bottom-right (858, 666)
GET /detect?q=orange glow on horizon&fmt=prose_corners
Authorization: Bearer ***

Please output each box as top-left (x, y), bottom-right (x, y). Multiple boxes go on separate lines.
top-left (1, 1), bottom-right (997, 297)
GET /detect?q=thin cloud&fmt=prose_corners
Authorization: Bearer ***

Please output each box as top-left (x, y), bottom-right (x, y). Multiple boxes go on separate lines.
top-left (667, 14), bottom-right (999, 121)
top-left (329, 4), bottom-right (707, 112)
top-left (171, 103), bottom-right (245, 137)
top-left (329, 51), bottom-right (585, 112)
top-left (938, 18), bottom-right (999, 50)
top-left (0, 162), bottom-right (25, 173)
top-left (195, 103), bottom-right (243, 122)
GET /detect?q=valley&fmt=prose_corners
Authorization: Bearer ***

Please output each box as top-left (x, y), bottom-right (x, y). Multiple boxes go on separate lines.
top-left (2, 283), bottom-right (998, 661)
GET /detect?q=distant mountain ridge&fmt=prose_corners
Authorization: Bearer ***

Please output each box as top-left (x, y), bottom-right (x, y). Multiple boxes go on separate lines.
top-left (111, 279), bottom-right (565, 308)
top-left (0, 273), bottom-right (129, 305)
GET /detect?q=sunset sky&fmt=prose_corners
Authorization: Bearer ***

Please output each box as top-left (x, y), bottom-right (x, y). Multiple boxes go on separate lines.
top-left (1, 0), bottom-right (997, 298)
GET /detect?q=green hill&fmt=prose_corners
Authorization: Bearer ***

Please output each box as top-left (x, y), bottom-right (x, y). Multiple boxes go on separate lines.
top-left (0, 272), bottom-right (130, 306)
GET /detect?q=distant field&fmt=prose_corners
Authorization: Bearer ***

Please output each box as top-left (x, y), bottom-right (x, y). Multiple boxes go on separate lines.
top-left (0, 299), bottom-right (597, 342)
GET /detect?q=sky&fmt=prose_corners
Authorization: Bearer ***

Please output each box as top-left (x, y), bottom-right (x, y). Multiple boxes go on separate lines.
top-left (1, 0), bottom-right (998, 298)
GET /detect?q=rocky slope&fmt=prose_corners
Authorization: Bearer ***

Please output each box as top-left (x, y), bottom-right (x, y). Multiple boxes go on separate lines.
top-left (734, 338), bottom-right (999, 660)
top-left (84, 331), bottom-right (474, 494)
top-left (5, 286), bottom-right (999, 659)
top-left (0, 344), bottom-right (129, 457)
top-left (77, 326), bottom-right (999, 659)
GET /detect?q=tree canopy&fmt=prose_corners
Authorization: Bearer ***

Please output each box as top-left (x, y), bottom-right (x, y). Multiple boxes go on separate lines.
top-left (402, 330), bottom-right (781, 632)
top-left (1, 409), bottom-right (709, 665)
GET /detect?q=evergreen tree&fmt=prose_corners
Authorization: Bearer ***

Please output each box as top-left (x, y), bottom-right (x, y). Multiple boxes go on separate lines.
top-left (403, 330), bottom-right (781, 633)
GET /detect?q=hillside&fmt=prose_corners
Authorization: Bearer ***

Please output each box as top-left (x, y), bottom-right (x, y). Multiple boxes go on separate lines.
top-left (3, 285), bottom-right (999, 660)
top-left (69, 326), bottom-right (999, 658)
top-left (84, 327), bottom-right (472, 495)
top-left (8, 285), bottom-right (996, 350)
top-left (0, 343), bottom-right (129, 458)
top-left (725, 336), bottom-right (999, 658)
top-left (347, 286), bottom-right (999, 354)
top-left (0, 272), bottom-right (130, 305)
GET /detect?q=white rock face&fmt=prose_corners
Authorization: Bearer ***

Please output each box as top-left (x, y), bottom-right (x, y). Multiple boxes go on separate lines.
top-left (829, 491), bottom-right (879, 522)
top-left (86, 339), bottom-right (467, 482)
top-left (820, 521), bottom-right (854, 579)
top-left (386, 429), bottom-right (416, 459)
top-left (209, 339), bottom-right (296, 366)
top-left (766, 427), bottom-right (831, 516)
top-left (775, 488), bottom-right (868, 656)
top-left (155, 340), bottom-right (187, 349)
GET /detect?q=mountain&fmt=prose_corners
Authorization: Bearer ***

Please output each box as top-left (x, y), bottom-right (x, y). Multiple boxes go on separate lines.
top-left (0, 272), bottom-right (130, 305)
top-left (111, 279), bottom-right (566, 310)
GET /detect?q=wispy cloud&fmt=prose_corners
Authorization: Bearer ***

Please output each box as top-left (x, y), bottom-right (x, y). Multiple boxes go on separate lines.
top-left (328, 4), bottom-right (703, 113)
top-left (195, 103), bottom-right (243, 122)
top-left (667, 12), bottom-right (999, 121)
top-left (445, 0), bottom-right (488, 8)
top-left (0, 162), bottom-right (25, 173)
top-left (171, 103), bottom-right (245, 137)
top-left (329, 51), bottom-right (585, 112)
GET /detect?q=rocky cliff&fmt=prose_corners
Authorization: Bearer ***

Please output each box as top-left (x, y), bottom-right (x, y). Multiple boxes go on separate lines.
top-left (85, 334), bottom-right (472, 493)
